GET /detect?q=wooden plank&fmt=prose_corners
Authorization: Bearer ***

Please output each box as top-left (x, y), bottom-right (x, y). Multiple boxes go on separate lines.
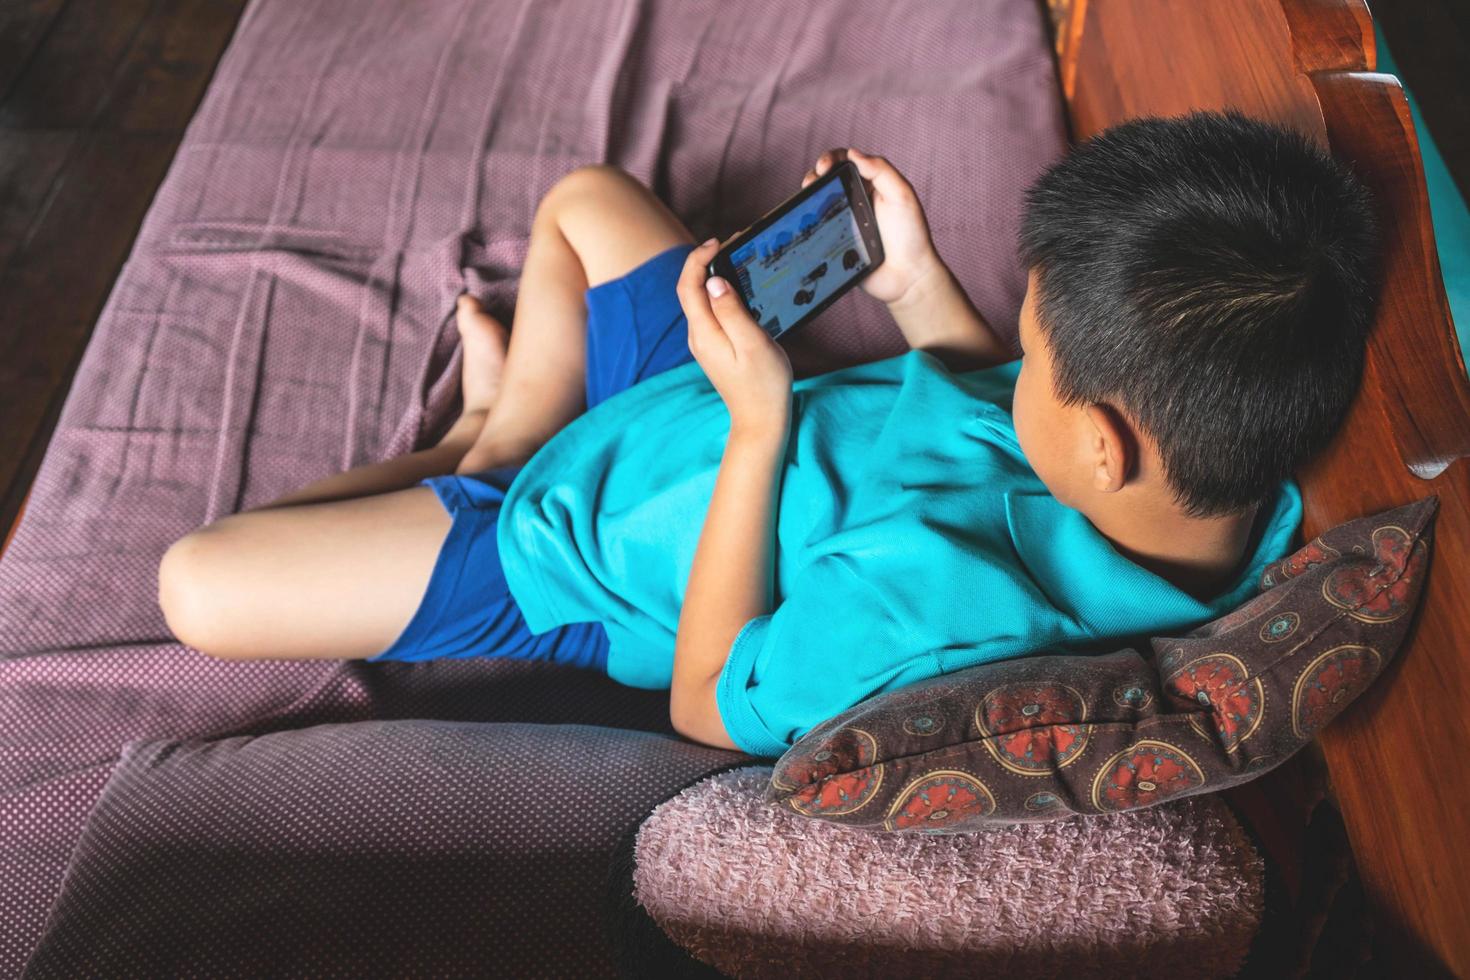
top-left (0, 0), bottom-right (247, 545)
top-left (1067, 0), bottom-right (1331, 148)
top-left (0, 129), bottom-right (77, 269)
top-left (1306, 67), bottom-right (1470, 978)
top-left (0, 0), bottom-right (156, 129)
top-left (0, 130), bottom-right (181, 513)
top-left (109, 0), bottom-right (251, 133)
top-left (1062, 1), bottom-right (1470, 972)
top-left (0, 0), bottom-right (68, 104)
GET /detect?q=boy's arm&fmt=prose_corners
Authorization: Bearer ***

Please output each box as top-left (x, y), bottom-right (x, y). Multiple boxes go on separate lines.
top-left (669, 423), bottom-right (787, 751)
top-left (798, 148), bottom-right (1014, 373)
top-left (886, 252), bottom-right (1016, 373)
top-left (669, 237), bottom-right (795, 753)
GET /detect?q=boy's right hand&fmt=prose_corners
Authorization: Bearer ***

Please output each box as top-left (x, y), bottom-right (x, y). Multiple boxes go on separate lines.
top-left (802, 147), bottom-right (945, 309)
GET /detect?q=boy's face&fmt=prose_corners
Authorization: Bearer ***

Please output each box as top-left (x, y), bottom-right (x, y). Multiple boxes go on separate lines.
top-left (1011, 267), bottom-right (1095, 511)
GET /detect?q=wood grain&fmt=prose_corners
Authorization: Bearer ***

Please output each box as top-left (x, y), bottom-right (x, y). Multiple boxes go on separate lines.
top-left (1067, 0), bottom-right (1331, 146)
top-left (0, 0), bottom-right (248, 546)
top-left (1303, 67), bottom-right (1470, 977)
top-left (1062, 0), bottom-right (1470, 973)
top-left (1281, 0), bottom-right (1374, 73)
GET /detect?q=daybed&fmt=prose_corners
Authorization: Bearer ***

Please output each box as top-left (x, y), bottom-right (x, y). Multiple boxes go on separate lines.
top-left (2, 0), bottom-right (1465, 976)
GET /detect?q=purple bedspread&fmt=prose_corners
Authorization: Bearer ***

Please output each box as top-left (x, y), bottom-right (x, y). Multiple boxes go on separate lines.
top-left (0, 0), bottom-right (1066, 973)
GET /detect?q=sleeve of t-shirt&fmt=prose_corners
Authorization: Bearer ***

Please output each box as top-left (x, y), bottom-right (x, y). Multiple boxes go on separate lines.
top-left (713, 554), bottom-right (937, 757)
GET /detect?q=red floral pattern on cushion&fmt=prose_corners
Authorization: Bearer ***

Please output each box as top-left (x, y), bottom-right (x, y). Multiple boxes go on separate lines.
top-left (1164, 654), bottom-right (1264, 753)
top-left (886, 771), bottom-right (996, 832)
top-left (977, 683), bottom-right (1090, 774)
top-left (788, 766), bottom-right (882, 818)
top-left (1323, 527), bottom-right (1428, 623)
top-left (1260, 537), bottom-right (1341, 589)
top-left (785, 728), bottom-right (883, 817)
top-left (1292, 644), bottom-right (1383, 738)
top-left (1091, 740), bottom-right (1205, 812)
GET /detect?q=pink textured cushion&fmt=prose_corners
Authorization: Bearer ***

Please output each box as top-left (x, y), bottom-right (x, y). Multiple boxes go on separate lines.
top-left (632, 766), bottom-right (1266, 978)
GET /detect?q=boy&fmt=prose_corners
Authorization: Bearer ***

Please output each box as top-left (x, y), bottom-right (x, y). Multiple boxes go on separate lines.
top-left (158, 110), bottom-right (1381, 757)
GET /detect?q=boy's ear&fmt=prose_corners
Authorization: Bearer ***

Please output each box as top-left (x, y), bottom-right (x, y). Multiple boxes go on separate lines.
top-left (1083, 403), bottom-right (1136, 493)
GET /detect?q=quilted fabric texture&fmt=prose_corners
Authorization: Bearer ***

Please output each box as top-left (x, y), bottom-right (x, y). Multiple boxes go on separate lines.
top-left (20, 721), bottom-right (749, 979)
top-left (0, 0), bottom-right (1068, 972)
top-left (766, 496), bottom-right (1439, 832)
top-left (627, 766), bottom-right (1267, 979)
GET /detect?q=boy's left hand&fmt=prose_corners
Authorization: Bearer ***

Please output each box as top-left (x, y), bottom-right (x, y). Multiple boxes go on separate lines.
top-left (677, 238), bottom-right (792, 437)
top-left (802, 147), bottom-right (943, 309)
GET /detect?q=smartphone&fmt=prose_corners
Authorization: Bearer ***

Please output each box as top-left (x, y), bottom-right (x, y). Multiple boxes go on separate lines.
top-left (707, 159), bottom-right (884, 340)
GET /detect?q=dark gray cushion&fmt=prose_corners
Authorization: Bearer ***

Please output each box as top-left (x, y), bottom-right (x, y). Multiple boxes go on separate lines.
top-left (21, 721), bottom-right (745, 978)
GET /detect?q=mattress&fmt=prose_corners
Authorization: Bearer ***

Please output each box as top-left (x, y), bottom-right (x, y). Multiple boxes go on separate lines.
top-left (0, 0), bottom-right (1066, 973)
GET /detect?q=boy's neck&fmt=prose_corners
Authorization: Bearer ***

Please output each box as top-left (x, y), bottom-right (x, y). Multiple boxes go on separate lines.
top-left (1086, 496), bottom-right (1262, 602)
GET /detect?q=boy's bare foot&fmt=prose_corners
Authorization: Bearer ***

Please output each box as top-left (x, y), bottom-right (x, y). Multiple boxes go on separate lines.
top-left (455, 293), bottom-right (509, 415)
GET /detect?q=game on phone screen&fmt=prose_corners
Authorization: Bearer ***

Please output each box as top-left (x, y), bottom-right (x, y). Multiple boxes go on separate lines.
top-left (727, 182), bottom-right (873, 338)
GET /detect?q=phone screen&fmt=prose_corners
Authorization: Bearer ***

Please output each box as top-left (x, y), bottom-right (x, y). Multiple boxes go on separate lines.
top-left (726, 179), bottom-right (874, 338)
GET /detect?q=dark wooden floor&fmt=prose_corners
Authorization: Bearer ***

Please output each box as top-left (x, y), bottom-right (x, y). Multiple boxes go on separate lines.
top-left (1, 0), bottom-right (1468, 544)
top-left (0, 0), bottom-right (249, 545)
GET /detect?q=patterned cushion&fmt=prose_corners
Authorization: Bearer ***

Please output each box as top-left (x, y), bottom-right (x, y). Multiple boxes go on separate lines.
top-left (765, 496), bottom-right (1439, 831)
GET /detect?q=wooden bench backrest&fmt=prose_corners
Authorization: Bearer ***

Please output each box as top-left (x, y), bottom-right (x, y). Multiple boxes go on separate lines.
top-left (1057, 0), bottom-right (1470, 972)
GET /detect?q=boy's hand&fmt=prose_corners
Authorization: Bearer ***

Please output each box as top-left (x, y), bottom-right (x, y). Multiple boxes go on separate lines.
top-left (678, 238), bottom-right (792, 438)
top-left (801, 147), bottom-right (944, 308)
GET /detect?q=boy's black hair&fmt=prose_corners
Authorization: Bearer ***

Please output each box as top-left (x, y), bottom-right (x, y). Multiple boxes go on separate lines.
top-left (1017, 109), bottom-right (1382, 518)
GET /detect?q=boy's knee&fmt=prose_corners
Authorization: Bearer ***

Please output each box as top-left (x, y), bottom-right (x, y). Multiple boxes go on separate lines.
top-left (158, 532), bottom-right (235, 659)
top-left (542, 164), bottom-right (639, 216)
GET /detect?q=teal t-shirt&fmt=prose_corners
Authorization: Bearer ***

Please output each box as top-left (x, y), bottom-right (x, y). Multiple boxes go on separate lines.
top-left (497, 349), bottom-right (1303, 757)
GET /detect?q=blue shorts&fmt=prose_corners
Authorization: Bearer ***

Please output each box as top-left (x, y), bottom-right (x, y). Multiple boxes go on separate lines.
top-left (367, 241), bottom-right (697, 666)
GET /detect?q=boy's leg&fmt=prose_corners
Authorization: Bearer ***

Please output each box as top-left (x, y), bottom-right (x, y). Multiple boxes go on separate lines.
top-left (159, 165), bottom-right (693, 660)
top-left (458, 164), bottom-right (696, 473)
top-left (159, 484), bottom-right (459, 660)
top-left (250, 164), bottom-right (693, 506)
top-left (246, 386), bottom-right (490, 512)
top-left (158, 334), bottom-right (500, 660)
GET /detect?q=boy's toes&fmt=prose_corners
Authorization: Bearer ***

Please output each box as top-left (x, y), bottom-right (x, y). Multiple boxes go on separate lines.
top-left (454, 293), bottom-right (509, 416)
top-left (456, 292), bottom-right (482, 325)
top-left (456, 293), bottom-right (506, 343)
top-left (456, 293), bottom-right (506, 340)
